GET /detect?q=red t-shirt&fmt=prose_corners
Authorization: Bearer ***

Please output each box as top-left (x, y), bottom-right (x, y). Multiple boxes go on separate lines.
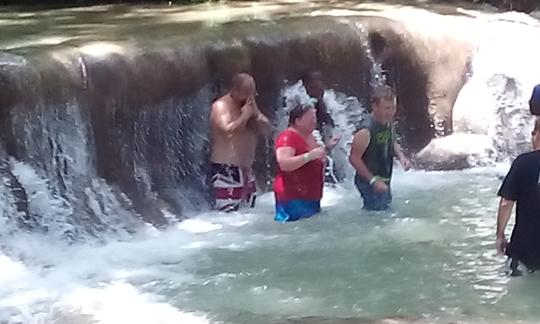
top-left (273, 129), bottom-right (324, 202)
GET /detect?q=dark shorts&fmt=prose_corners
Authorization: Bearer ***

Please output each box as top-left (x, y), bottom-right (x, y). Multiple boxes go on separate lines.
top-left (506, 257), bottom-right (540, 277)
top-left (354, 174), bottom-right (392, 211)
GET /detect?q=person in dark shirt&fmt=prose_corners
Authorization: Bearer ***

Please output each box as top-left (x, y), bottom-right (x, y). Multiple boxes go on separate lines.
top-left (302, 71), bottom-right (335, 142)
top-left (349, 85), bottom-right (411, 211)
top-left (302, 71), bottom-right (342, 182)
top-left (496, 117), bottom-right (540, 276)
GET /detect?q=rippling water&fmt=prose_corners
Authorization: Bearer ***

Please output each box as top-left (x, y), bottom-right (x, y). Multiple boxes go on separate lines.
top-left (166, 168), bottom-right (511, 323)
top-left (4, 167), bottom-right (540, 324)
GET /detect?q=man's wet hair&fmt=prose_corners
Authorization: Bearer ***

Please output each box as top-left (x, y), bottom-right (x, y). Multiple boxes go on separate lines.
top-left (230, 73), bottom-right (253, 90)
top-left (371, 85), bottom-right (396, 104)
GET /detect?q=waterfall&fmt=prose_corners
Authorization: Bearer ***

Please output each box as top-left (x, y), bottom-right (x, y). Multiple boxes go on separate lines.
top-left (450, 11), bottom-right (540, 165)
top-left (0, 20), bottom-right (375, 240)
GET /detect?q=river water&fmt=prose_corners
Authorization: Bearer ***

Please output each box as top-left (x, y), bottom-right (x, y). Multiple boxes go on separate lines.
top-left (3, 166), bottom-right (540, 324)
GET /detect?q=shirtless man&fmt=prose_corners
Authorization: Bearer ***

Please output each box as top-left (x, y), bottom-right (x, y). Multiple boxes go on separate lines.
top-left (209, 73), bottom-right (271, 212)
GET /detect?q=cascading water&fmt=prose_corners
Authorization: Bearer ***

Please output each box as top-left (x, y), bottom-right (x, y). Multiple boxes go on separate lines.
top-left (0, 57), bottom-right (140, 241)
top-left (446, 11), bottom-right (540, 165)
top-left (279, 81), bottom-right (367, 181)
top-left (276, 21), bottom-right (380, 181)
top-left (353, 22), bottom-right (388, 89)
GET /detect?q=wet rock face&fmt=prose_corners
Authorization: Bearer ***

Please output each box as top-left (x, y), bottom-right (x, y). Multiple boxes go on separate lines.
top-left (0, 19), bottom-right (376, 224)
top-left (78, 16), bottom-right (473, 187)
top-left (413, 134), bottom-right (494, 170)
top-left (492, 0), bottom-right (537, 12)
top-left (0, 14), bottom-right (476, 223)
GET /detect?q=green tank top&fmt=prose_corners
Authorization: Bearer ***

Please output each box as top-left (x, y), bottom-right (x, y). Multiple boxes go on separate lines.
top-left (356, 115), bottom-right (395, 182)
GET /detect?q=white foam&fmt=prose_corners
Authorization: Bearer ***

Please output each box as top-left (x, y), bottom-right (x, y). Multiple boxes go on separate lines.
top-left (177, 219), bottom-right (223, 233)
top-left (43, 283), bottom-right (209, 324)
top-left (451, 11), bottom-right (540, 162)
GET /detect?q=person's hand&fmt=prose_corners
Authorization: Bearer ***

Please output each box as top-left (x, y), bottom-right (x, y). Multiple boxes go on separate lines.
top-left (241, 96), bottom-right (256, 118)
top-left (326, 135), bottom-right (342, 151)
top-left (308, 146), bottom-right (326, 161)
top-left (373, 180), bottom-right (389, 193)
top-left (400, 156), bottom-right (413, 171)
top-left (496, 236), bottom-right (508, 256)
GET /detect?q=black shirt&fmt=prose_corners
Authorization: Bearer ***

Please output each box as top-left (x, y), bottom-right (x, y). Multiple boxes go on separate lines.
top-left (355, 115), bottom-right (395, 182)
top-left (498, 150), bottom-right (540, 267)
top-left (315, 100), bottom-right (334, 143)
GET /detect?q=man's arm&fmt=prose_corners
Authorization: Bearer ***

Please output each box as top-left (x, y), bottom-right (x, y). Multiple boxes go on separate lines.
top-left (496, 197), bottom-right (515, 255)
top-left (254, 110), bottom-right (272, 136)
top-left (251, 98), bottom-right (272, 136)
top-left (350, 129), bottom-right (389, 192)
top-left (349, 129), bottom-right (373, 182)
top-left (211, 100), bottom-right (252, 135)
top-left (495, 157), bottom-right (521, 256)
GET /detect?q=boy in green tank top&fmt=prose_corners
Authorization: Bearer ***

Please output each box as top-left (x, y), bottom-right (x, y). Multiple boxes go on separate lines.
top-left (349, 86), bottom-right (411, 210)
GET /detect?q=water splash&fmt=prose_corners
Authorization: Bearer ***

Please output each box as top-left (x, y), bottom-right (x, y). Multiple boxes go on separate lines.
top-left (279, 81), bottom-right (367, 181)
top-left (0, 166), bottom-right (24, 234)
top-left (352, 22), bottom-right (387, 88)
top-left (0, 95), bottom-right (141, 241)
top-left (453, 71), bottom-right (533, 165)
top-left (434, 11), bottom-right (540, 166)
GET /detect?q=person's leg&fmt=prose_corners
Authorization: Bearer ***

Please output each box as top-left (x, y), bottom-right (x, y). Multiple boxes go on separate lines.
top-left (371, 187), bottom-right (392, 211)
top-left (275, 201), bottom-right (290, 222)
top-left (520, 259), bottom-right (540, 274)
top-left (508, 258), bottom-right (523, 277)
top-left (354, 175), bottom-right (377, 210)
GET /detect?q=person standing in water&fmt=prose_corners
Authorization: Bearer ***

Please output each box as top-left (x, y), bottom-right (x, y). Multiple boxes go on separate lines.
top-left (302, 71), bottom-right (343, 182)
top-left (496, 117), bottom-right (540, 276)
top-left (209, 73), bottom-right (271, 212)
top-left (302, 71), bottom-right (335, 143)
top-left (273, 102), bottom-right (339, 222)
top-left (349, 85), bottom-right (411, 211)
